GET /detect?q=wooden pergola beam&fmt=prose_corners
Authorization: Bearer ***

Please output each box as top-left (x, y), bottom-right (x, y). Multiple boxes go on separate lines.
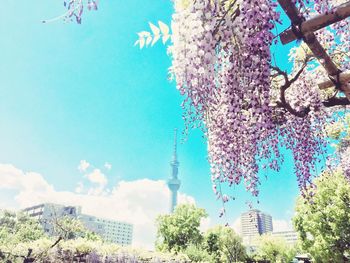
top-left (278, 0), bottom-right (350, 100)
top-left (318, 72), bottom-right (350, 89)
top-left (278, 0), bottom-right (339, 75)
top-left (303, 33), bottom-right (340, 76)
top-left (280, 2), bottom-right (350, 44)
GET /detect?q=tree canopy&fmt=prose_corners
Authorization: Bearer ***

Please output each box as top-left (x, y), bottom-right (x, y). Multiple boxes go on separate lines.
top-left (204, 225), bottom-right (246, 263)
top-left (155, 204), bottom-right (207, 252)
top-left (252, 234), bottom-right (297, 263)
top-left (0, 210), bottom-right (45, 246)
top-left (293, 169), bottom-right (350, 262)
top-left (326, 113), bottom-right (350, 182)
top-left (155, 204), bottom-right (248, 262)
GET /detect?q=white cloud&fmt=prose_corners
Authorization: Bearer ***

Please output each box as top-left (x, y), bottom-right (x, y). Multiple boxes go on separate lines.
top-left (0, 164), bottom-right (195, 250)
top-left (232, 217), bottom-right (241, 235)
top-left (104, 162), bottom-right (112, 171)
top-left (85, 169), bottom-right (107, 187)
top-left (199, 217), bottom-right (212, 232)
top-left (75, 182), bottom-right (84, 194)
top-left (78, 160), bottom-right (90, 172)
top-left (0, 164), bottom-right (54, 193)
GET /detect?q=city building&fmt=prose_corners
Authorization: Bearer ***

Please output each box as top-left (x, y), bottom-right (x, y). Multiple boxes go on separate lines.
top-left (241, 209), bottom-right (273, 237)
top-left (167, 128), bottom-right (181, 213)
top-left (23, 203), bottom-right (81, 235)
top-left (241, 209), bottom-right (273, 246)
top-left (79, 214), bottom-right (133, 246)
top-left (79, 213), bottom-right (105, 236)
top-left (272, 230), bottom-right (298, 246)
top-left (23, 203), bottom-right (133, 246)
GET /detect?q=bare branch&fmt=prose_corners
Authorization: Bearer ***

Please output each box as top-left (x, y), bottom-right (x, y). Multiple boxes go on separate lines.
top-left (50, 236), bottom-right (63, 249)
top-left (213, 0), bottom-right (239, 36)
top-left (290, 62), bottom-right (308, 84)
top-left (271, 65), bottom-right (289, 85)
top-left (271, 60), bottom-right (310, 117)
top-left (323, 97), bottom-right (350, 107)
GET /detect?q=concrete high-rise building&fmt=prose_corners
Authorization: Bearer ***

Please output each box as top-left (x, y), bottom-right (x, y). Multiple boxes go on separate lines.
top-left (241, 209), bottom-right (273, 243)
top-left (23, 203), bottom-right (81, 236)
top-left (23, 203), bottom-right (133, 246)
top-left (80, 214), bottom-right (133, 246)
top-left (258, 211), bottom-right (273, 234)
top-left (167, 128), bottom-right (181, 213)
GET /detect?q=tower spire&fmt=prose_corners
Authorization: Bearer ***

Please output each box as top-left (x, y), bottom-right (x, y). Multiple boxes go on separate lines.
top-left (168, 128), bottom-right (181, 213)
top-left (172, 128), bottom-right (178, 164)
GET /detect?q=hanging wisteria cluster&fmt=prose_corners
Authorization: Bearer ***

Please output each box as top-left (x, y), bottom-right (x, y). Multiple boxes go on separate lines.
top-left (52, 0), bottom-right (350, 204)
top-left (43, 0), bottom-right (98, 24)
top-left (64, 0), bottom-right (98, 23)
top-left (305, 0), bottom-right (350, 181)
top-left (70, 0), bottom-right (99, 23)
top-left (169, 0), bottom-right (281, 199)
top-left (327, 114), bottom-right (350, 182)
top-left (340, 148), bottom-right (350, 182)
top-left (166, 0), bottom-right (339, 204)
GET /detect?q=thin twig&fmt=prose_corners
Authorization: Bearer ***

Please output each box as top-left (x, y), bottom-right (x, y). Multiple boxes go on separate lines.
top-left (213, 0), bottom-right (239, 36)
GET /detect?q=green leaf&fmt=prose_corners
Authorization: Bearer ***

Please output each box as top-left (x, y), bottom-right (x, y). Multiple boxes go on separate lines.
top-left (162, 34), bottom-right (170, 44)
top-left (151, 34), bottom-right (160, 46)
top-left (158, 21), bottom-right (169, 36)
top-left (149, 22), bottom-right (160, 36)
top-left (146, 36), bottom-right (152, 46)
top-left (139, 38), bottom-right (146, 49)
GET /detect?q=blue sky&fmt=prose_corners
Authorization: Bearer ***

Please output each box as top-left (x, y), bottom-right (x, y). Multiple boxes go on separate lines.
top-left (0, 0), bottom-right (312, 245)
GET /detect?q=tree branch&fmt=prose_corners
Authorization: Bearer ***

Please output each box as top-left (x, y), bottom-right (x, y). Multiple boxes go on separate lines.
top-left (323, 97), bottom-right (350, 107)
top-left (50, 236), bottom-right (63, 249)
top-left (271, 61), bottom-right (310, 118)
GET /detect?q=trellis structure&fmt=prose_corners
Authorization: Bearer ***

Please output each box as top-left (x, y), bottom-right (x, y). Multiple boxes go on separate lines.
top-left (277, 0), bottom-right (350, 105)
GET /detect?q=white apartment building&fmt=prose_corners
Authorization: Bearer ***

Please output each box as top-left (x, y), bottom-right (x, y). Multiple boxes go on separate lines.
top-left (23, 203), bottom-right (133, 246)
top-left (241, 209), bottom-right (273, 237)
top-left (80, 214), bottom-right (133, 246)
top-left (241, 209), bottom-right (273, 246)
top-left (23, 203), bottom-right (81, 236)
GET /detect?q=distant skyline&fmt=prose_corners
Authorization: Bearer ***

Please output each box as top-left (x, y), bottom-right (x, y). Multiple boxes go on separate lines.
top-left (0, 0), bottom-right (309, 248)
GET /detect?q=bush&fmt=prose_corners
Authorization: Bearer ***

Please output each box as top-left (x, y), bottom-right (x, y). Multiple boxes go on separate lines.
top-left (184, 244), bottom-right (212, 262)
top-left (0, 238), bottom-right (190, 262)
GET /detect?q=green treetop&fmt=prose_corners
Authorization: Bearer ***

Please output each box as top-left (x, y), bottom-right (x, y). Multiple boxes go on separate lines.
top-left (0, 210), bottom-right (45, 246)
top-left (293, 169), bottom-right (350, 262)
top-left (252, 234), bottom-right (296, 263)
top-left (155, 204), bottom-right (207, 253)
top-left (204, 225), bottom-right (246, 263)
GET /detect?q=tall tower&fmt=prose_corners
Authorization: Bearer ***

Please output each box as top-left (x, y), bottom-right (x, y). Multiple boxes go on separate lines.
top-left (167, 128), bottom-right (181, 213)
